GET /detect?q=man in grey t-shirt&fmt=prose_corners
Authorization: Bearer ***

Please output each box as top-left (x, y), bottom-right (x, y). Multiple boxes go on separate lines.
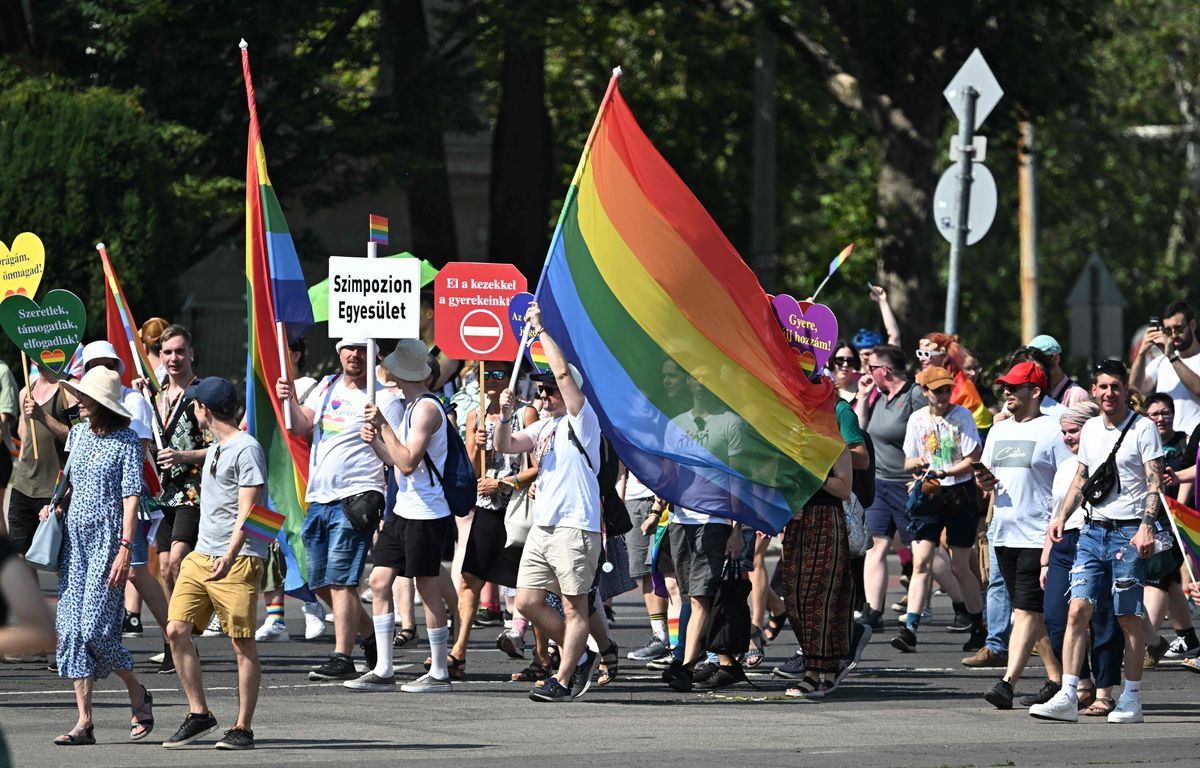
top-left (162, 377), bottom-right (267, 750)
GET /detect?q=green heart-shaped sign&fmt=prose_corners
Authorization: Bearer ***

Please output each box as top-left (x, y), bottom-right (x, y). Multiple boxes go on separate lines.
top-left (0, 289), bottom-right (86, 374)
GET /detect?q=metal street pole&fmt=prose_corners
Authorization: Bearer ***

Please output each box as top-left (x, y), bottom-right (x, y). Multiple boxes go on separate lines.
top-left (1018, 120), bottom-right (1039, 340)
top-left (749, 20), bottom-right (778, 292)
top-left (944, 86), bottom-right (978, 335)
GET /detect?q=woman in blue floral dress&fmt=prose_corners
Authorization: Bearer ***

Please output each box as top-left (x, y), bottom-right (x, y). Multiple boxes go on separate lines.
top-left (48, 368), bottom-right (153, 746)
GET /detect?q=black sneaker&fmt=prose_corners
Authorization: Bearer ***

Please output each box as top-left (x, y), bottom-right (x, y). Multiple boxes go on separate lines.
top-left (569, 648), bottom-right (598, 700)
top-left (861, 607), bottom-right (885, 631)
top-left (1018, 679), bottom-right (1062, 708)
top-left (529, 676), bottom-right (573, 702)
top-left (214, 727), bottom-right (255, 750)
top-left (694, 663), bottom-right (746, 690)
top-left (473, 608), bottom-right (503, 627)
top-left (308, 653), bottom-right (357, 681)
top-left (772, 650), bottom-right (807, 679)
top-left (891, 627), bottom-right (917, 653)
top-left (665, 661), bottom-right (694, 692)
top-left (947, 610), bottom-right (972, 633)
top-left (1147, 634), bottom-right (1170, 664)
top-left (961, 626), bottom-right (986, 652)
top-left (984, 679), bottom-right (1014, 710)
top-left (163, 712), bottom-right (218, 749)
top-left (158, 644), bottom-right (176, 675)
top-left (123, 611), bottom-right (144, 638)
top-left (691, 661), bottom-right (719, 684)
top-left (360, 635), bottom-right (377, 671)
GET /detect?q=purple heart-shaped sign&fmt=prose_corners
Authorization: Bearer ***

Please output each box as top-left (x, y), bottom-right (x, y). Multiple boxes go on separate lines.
top-left (770, 294), bottom-right (839, 375)
top-left (507, 292), bottom-right (545, 372)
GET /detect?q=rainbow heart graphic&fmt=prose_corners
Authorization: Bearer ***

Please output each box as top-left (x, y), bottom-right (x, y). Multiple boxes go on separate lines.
top-left (39, 349), bottom-right (66, 368)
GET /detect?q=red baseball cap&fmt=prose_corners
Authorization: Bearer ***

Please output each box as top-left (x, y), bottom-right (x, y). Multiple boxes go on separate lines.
top-left (994, 361), bottom-right (1048, 391)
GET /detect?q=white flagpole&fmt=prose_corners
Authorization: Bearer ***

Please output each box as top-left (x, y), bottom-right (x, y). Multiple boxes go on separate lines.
top-left (1161, 491), bottom-right (1198, 586)
top-left (366, 239), bottom-right (378, 403)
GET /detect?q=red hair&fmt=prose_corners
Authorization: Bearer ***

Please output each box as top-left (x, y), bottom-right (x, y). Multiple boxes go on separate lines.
top-left (922, 332), bottom-right (965, 375)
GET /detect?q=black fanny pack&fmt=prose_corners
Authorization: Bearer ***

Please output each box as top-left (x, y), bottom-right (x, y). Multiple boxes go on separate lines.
top-left (1080, 413), bottom-right (1137, 508)
top-left (341, 490), bottom-right (385, 533)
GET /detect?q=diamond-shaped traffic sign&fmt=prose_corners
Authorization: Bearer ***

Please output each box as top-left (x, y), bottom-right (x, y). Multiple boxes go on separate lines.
top-left (944, 48), bottom-right (1003, 128)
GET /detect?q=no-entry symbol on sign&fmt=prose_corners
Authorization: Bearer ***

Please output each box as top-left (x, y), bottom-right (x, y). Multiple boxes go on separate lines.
top-left (434, 262), bottom-right (527, 361)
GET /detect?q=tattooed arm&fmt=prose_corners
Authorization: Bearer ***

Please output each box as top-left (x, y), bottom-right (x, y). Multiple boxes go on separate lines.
top-left (1048, 461), bottom-right (1089, 543)
top-left (1130, 457), bottom-right (1165, 558)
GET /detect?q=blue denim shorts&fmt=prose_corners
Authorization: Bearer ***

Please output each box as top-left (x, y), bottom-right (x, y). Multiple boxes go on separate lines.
top-left (302, 500), bottom-right (372, 589)
top-left (131, 519), bottom-right (151, 567)
top-left (1070, 520), bottom-right (1147, 617)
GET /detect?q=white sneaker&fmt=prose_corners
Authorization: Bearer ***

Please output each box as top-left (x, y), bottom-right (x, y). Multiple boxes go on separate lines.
top-left (149, 652), bottom-right (166, 664)
top-left (1029, 690), bottom-right (1079, 722)
top-left (361, 587), bottom-right (373, 604)
top-left (255, 620), bottom-right (289, 642)
top-left (344, 671), bottom-right (395, 691)
top-left (301, 602), bottom-right (327, 640)
top-left (201, 614), bottom-right (224, 637)
top-left (401, 673), bottom-right (452, 693)
top-left (1107, 692), bottom-right (1144, 724)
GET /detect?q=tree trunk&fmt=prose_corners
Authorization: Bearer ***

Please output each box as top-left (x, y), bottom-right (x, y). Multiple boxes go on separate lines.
top-left (487, 27), bottom-right (552, 279)
top-left (0, 2), bottom-right (31, 55)
top-left (383, 0), bottom-right (459, 265)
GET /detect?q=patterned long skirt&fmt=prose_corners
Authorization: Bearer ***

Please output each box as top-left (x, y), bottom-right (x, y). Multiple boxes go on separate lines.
top-left (781, 504), bottom-right (852, 673)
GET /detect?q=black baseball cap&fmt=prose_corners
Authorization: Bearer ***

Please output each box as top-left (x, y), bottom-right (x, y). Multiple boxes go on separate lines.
top-left (185, 377), bottom-right (238, 410)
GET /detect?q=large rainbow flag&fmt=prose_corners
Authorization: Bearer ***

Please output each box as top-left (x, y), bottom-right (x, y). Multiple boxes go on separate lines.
top-left (1165, 494), bottom-right (1200, 578)
top-left (241, 41), bottom-right (314, 592)
top-left (98, 244), bottom-right (158, 391)
top-left (533, 72), bottom-right (844, 534)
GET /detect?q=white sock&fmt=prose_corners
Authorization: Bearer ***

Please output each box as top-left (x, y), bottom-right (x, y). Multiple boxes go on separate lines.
top-left (428, 625), bottom-right (449, 680)
top-left (1062, 674), bottom-right (1079, 703)
top-left (372, 614), bottom-right (395, 678)
top-left (1124, 678), bottom-right (1141, 699)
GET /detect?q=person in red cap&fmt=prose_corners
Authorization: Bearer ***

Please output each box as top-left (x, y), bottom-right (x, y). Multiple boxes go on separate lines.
top-left (976, 362), bottom-right (1074, 710)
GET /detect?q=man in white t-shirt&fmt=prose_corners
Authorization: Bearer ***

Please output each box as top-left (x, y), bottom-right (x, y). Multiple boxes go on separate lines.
top-left (348, 339), bottom-right (455, 694)
top-left (494, 302), bottom-right (601, 703)
top-left (277, 338), bottom-right (405, 682)
top-left (1031, 359), bottom-right (1164, 725)
top-left (977, 362), bottom-right (1072, 710)
top-left (1131, 301), bottom-right (1200, 435)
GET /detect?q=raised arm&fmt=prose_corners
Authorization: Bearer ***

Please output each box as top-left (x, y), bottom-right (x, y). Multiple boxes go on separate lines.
top-left (870, 284), bottom-right (902, 347)
top-left (526, 302), bottom-right (584, 417)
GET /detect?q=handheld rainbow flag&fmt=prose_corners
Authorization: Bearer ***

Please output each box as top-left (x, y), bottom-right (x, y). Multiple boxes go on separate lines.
top-left (241, 40), bottom-right (315, 596)
top-left (369, 214), bottom-right (389, 245)
top-left (242, 503), bottom-right (286, 543)
top-left (811, 242), bottom-right (854, 300)
top-left (532, 69), bottom-right (843, 534)
top-left (98, 244), bottom-right (158, 392)
top-left (1164, 494), bottom-right (1200, 582)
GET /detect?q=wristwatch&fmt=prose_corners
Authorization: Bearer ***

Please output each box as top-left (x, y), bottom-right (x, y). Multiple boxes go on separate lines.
top-left (1170, 351), bottom-right (1182, 363)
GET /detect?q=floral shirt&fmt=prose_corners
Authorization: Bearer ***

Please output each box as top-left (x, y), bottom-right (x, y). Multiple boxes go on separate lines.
top-left (156, 394), bottom-right (210, 508)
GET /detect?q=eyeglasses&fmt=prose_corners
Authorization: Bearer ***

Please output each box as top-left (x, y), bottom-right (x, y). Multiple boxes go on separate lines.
top-left (536, 386), bottom-right (559, 396)
top-left (1163, 325), bottom-right (1189, 337)
top-left (481, 371), bottom-right (507, 381)
top-left (1146, 410), bottom-right (1174, 420)
top-left (868, 364), bottom-right (892, 373)
top-left (915, 349), bottom-right (944, 360)
top-left (832, 356), bottom-right (858, 367)
top-left (929, 385), bottom-right (953, 395)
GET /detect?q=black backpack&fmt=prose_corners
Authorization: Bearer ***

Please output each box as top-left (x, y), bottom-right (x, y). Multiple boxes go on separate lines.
top-left (566, 424), bottom-right (633, 535)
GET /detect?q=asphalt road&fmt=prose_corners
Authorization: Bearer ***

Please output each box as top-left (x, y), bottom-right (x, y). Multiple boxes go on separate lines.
top-left (3, 561), bottom-right (1200, 768)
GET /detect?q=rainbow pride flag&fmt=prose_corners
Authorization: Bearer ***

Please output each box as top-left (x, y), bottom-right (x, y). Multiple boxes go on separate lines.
top-left (98, 244), bottom-right (158, 392)
top-left (1165, 494), bottom-right (1200, 576)
top-left (241, 41), bottom-right (314, 592)
top-left (827, 243), bottom-right (853, 276)
top-left (533, 72), bottom-right (844, 534)
top-left (242, 503), bottom-right (286, 543)
top-left (369, 214), bottom-right (389, 245)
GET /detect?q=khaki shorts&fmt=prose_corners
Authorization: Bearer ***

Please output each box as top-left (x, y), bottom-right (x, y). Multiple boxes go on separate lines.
top-left (168, 552), bottom-right (263, 639)
top-left (517, 525), bottom-right (601, 596)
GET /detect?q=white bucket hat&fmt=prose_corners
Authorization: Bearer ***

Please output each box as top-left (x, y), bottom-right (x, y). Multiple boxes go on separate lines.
top-left (80, 340), bottom-right (126, 375)
top-left (59, 366), bottom-right (131, 419)
top-left (383, 339), bottom-right (432, 383)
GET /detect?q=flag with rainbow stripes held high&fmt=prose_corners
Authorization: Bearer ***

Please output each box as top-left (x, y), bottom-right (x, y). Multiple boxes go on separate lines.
top-left (98, 243), bottom-right (158, 392)
top-left (241, 40), bottom-right (314, 595)
top-left (533, 70), bottom-right (845, 535)
top-left (369, 214), bottom-right (389, 245)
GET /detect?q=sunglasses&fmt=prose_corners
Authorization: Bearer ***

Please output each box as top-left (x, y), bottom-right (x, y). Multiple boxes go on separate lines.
top-left (929, 385), bottom-right (953, 395)
top-left (1163, 325), bottom-right (1189, 337)
top-left (868, 364), bottom-right (892, 373)
top-left (536, 386), bottom-right (559, 396)
top-left (1000, 383), bottom-right (1034, 394)
top-left (480, 370), bottom-right (507, 381)
top-left (1093, 359), bottom-right (1128, 377)
top-left (832, 356), bottom-right (858, 367)
top-left (915, 349), bottom-right (944, 360)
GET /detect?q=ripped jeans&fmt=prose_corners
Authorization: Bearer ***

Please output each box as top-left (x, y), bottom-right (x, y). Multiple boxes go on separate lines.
top-left (1069, 520), bottom-right (1146, 618)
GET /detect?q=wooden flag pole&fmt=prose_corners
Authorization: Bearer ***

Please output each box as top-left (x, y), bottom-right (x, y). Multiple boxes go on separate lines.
top-left (20, 352), bottom-right (38, 461)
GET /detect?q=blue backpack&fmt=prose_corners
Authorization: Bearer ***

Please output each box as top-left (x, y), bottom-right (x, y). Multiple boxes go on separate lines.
top-left (407, 394), bottom-right (475, 517)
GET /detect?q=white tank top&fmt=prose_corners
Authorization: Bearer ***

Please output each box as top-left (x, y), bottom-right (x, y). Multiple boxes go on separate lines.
top-left (393, 397), bottom-right (451, 520)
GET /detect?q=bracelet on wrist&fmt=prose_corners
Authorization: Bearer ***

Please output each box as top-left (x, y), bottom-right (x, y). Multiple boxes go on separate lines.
top-left (118, 539), bottom-right (132, 551)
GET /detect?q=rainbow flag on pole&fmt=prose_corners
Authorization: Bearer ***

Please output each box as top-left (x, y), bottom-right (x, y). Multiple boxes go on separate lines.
top-left (1165, 494), bottom-right (1200, 578)
top-left (533, 71), bottom-right (843, 534)
top-left (98, 244), bottom-right (158, 391)
top-left (242, 503), bottom-right (287, 543)
top-left (369, 214), bottom-right (389, 245)
top-left (241, 40), bottom-right (314, 592)
top-left (827, 243), bottom-right (854, 276)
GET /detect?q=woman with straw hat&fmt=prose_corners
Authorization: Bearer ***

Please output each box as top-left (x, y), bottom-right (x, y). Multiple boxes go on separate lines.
top-left (43, 366), bottom-right (152, 745)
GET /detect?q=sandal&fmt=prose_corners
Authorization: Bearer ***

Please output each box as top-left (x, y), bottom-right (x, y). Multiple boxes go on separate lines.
top-left (1184, 657), bottom-right (1200, 674)
top-left (784, 675), bottom-right (833, 698)
top-left (130, 685), bottom-right (154, 741)
top-left (1075, 685), bottom-right (1096, 711)
top-left (764, 611), bottom-right (788, 642)
top-left (596, 642), bottom-right (619, 686)
top-left (393, 626), bottom-right (417, 648)
top-left (422, 654), bottom-right (467, 680)
top-left (1081, 696), bottom-right (1115, 716)
top-left (744, 626), bottom-right (766, 668)
top-left (511, 660), bottom-right (551, 683)
top-left (53, 724), bottom-right (95, 746)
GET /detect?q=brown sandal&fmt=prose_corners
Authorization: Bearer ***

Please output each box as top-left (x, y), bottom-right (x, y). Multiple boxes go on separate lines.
top-left (596, 642), bottom-right (619, 686)
top-left (511, 660), bottom-right (550, 682)
top-left (422, 654), bottom-right (467, 680)
top-left (1082, 696), bottom-right (1115, 716)
top-left (1075, 685), bottom-right (1096, 711)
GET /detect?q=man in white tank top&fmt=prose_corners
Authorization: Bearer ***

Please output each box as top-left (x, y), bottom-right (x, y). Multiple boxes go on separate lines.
top-left (350, 339), bottom-right (455, 694)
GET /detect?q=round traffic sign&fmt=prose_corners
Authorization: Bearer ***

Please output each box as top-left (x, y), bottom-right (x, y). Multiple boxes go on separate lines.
top-left (933, 161), bottom-right (997, 247)
top-left (459, 309), bottom-right (504, 355)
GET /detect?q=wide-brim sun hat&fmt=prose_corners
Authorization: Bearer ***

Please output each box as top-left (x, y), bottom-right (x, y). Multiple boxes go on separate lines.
top-left (59, 366), bottom-right (132, 419)
top-left (383, 339), bottom-right (432, 382)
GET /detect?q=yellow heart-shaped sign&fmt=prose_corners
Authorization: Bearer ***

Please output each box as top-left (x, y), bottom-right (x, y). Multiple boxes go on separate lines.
top-left (0, 233), bottom-right (45, 299)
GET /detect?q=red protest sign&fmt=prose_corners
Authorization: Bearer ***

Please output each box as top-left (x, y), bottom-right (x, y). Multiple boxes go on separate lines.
top-left (433, 262), bottom-right (527, 360)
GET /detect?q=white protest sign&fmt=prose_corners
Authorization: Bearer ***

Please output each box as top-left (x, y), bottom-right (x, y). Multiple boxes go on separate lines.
top-left (327, 256), bottom-right (420, 339)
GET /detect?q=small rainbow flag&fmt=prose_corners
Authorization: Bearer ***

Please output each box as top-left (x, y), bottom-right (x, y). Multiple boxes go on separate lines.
top-left (369, 214), bottom-right (389, 245)
top-left (826, 242), bottom-right (854, 276)
top-left (1165, 495), bottom-right (1200, 575)
top-left (242, 503), bottom-right (286, 543)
